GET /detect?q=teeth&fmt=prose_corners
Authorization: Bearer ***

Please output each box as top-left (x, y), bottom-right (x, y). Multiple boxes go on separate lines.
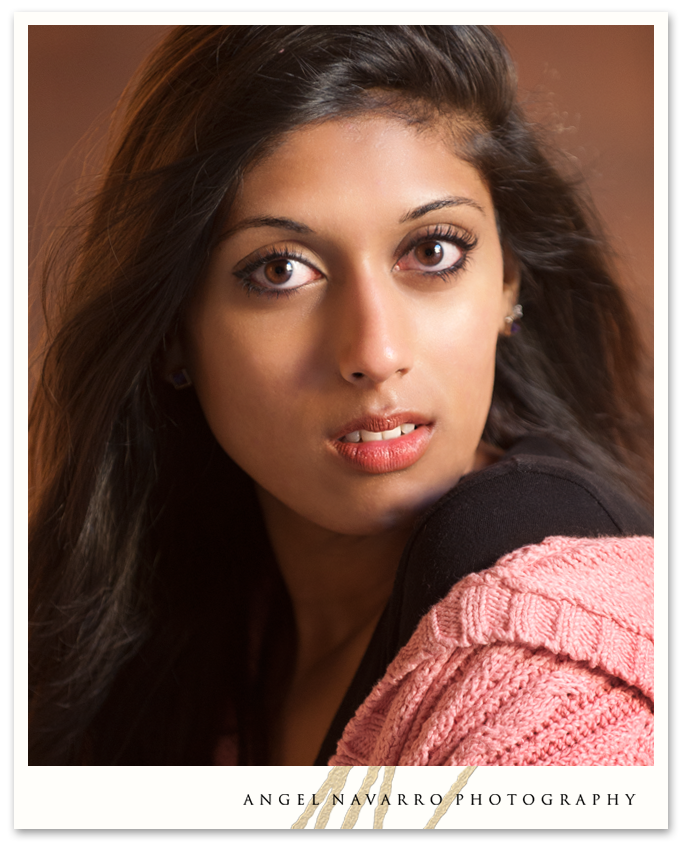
top-left (342, 424), bottom-right (418, 443)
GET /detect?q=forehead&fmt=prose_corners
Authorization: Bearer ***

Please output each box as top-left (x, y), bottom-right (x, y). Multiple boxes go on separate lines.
top-left (232, 115), bottom-right (493, 222)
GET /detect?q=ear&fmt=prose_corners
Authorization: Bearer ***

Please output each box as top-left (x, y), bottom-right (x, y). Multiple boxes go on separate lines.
top-left (159, 334), bottom-right (191, 388)
top-left (498, 247), bottom-right (521, 334)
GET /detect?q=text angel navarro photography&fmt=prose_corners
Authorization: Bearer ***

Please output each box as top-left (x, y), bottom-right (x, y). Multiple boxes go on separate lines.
top-left (237, 764), bottom-right (642, 830)
top-left (242, 791), bottom-right (638, 808)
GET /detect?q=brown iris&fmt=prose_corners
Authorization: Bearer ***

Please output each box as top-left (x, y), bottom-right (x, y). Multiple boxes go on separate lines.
top-left (415, 240), bottom-right (443, 266)
top-left (265, 259), bottom-right (294, 285)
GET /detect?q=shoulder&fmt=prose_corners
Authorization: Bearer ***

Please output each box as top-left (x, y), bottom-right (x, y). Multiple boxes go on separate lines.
top-left (331, 534), bottom-right (654, 766)
top-left (422, 535), bottom-right (653, 697)
top-left (391, 439), bottom-right (653, 646)
top-left (408, 437), bottom-right (653, 567)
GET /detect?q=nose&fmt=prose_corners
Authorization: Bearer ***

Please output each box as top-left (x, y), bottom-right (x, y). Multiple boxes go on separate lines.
top-left (332, 269), bottom-right (414, 386)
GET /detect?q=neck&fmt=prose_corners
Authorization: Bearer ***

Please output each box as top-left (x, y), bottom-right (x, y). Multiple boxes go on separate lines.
top-left (255, 485), bottom-right (411, 674)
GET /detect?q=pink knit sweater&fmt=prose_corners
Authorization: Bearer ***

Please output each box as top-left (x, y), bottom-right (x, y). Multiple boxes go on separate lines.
top-left (328, 535), bottom-right (654, 767)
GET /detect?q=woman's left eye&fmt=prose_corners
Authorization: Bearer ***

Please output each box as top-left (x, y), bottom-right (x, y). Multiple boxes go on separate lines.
top-left (395, 238), bottom-right (465, 274)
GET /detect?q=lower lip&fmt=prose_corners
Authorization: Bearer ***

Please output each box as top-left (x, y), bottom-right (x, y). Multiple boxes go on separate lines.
top-left (332, 425), bottom-right (433, 473)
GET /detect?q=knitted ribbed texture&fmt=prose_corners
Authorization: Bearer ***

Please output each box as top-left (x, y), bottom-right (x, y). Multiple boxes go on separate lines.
top-left (329, 536), bottom-right (654, 767)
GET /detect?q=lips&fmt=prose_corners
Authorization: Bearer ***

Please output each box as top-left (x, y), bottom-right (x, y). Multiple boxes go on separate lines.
top-left (331, 412), bottom-right (433, 473)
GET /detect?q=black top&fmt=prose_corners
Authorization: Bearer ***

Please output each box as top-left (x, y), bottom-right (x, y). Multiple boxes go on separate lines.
top-left (314, 436), bottom-right (653, 765)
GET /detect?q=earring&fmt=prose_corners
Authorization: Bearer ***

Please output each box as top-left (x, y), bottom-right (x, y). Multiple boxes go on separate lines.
top-left (503, 303), bottom-right (523, 335)
top-left (170, 368), bottom-right (193, 390)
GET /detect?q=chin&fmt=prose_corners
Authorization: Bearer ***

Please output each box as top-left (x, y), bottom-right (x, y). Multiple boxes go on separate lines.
top-left (312, 482), bottom-right (455, 538)
top-left (323, 511), bottom-right (416, 538)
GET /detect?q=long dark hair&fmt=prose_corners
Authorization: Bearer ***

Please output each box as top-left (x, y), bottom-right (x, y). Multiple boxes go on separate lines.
top-left (29, 25), bottom-right (652, 765)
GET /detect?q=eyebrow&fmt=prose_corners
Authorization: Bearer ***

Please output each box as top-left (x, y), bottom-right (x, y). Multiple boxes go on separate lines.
top-left (219, 216), bottom-right (314, 242)
top-left (400, 196), bottom-right (486, 222)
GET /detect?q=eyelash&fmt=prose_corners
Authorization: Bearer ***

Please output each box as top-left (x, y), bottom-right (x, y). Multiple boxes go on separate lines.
top-left (233, 225), bottom-right (478, 298)
top-left (399, 224), bottom-right (478, 280)
top-left (233, 246), bottom-right (313, 299)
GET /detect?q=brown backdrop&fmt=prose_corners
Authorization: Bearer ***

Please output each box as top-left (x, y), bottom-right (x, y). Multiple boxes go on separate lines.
top-left (28, 25), bottom-right (654, 404)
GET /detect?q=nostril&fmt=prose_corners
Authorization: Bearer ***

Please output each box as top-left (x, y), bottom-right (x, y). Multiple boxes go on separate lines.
top-left (352, 372), bottom-right (365, 379)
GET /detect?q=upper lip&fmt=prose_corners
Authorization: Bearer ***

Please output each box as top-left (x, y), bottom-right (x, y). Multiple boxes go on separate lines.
top-left (332, 411), bottom-right (431, 440)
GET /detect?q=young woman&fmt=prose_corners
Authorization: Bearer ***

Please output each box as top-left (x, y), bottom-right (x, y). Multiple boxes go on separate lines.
top-left (29, 25), bottom-right (654, 767)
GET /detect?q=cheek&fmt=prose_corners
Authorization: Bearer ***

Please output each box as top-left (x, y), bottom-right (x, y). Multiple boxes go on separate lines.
top-left (421, 288), bottom-right (503, 447)
top-left (185, 308), bottom-right (315, 466)
top-left (426, 291), bottom-right (502, 384)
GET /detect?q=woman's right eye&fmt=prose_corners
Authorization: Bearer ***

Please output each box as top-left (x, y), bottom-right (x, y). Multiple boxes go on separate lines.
top-left (234, 252), bottom-right (323, 296)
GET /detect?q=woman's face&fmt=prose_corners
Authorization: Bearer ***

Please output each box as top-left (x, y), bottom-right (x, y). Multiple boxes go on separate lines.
top-left (182, 115), bottom-right (518, 536)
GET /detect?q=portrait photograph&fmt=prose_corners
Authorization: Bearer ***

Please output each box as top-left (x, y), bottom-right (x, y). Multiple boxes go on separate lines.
top-left (18, 11), bottom-right (666, 834)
